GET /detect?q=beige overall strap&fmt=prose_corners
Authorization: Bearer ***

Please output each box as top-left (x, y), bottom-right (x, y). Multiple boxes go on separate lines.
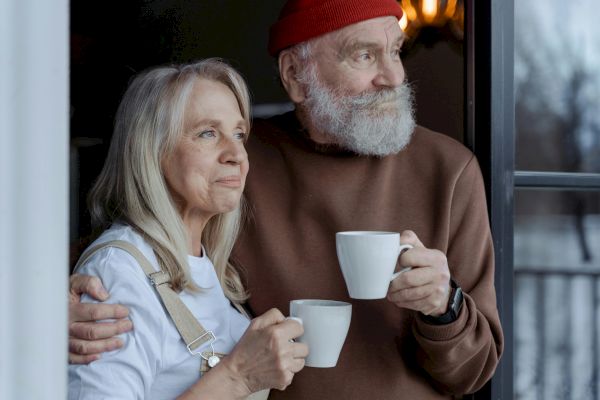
top-left (74, 240), bottom-right (213, 352)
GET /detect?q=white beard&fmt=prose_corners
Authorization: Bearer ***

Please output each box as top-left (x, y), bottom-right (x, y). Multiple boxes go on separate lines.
top-left (299, 64), bottom-right (416, 157)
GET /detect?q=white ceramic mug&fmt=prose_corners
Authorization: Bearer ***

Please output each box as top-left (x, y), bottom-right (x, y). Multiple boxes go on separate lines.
top-left (289, 299), bottom-right (352, 368)
top-left (336, 231), bottom-right (413, 299)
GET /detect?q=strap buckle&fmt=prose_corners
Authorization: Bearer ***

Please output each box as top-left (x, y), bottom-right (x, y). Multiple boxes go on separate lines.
top-left (187, 330), bottom-right (216, 356)
top-left (188, 331), bottom-right (221, 367)
top-left (148, 271), bottom-right (170, 287)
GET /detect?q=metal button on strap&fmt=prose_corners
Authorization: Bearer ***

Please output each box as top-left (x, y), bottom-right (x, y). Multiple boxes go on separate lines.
top-left (208, 355), bottom-right (220, 367)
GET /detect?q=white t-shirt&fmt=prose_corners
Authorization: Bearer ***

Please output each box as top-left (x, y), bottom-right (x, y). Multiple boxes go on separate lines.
top-left (68, 224), bottom-right (250, 400)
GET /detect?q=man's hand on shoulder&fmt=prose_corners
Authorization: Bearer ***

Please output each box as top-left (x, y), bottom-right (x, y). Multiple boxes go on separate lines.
top-left (68, 274), bottom-right (133, 364)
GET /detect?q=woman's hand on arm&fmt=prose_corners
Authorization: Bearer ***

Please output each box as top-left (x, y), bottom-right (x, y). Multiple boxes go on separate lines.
top-left (68, 274), bottom-right (133, 364)
top-left (178, 308), bottom-right (308, 400)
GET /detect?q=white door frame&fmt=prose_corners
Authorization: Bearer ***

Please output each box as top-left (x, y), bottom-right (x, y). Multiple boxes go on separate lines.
top-left (0, 0), bottom-right (69, 398)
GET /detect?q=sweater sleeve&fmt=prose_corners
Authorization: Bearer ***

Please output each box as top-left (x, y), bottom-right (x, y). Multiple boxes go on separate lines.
top-left (68, 247), bottom-right (166, 400)
top-left (411, 155), bottom-right (504, 395)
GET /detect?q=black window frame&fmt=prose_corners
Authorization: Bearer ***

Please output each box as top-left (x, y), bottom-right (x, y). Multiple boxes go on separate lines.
top-left (467, 1), bottom-right (600, 399)
top-left (467, 0), bottom-right (515, 398)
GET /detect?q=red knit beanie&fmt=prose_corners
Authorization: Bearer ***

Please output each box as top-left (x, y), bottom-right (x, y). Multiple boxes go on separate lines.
top-left (268, 0), bottom-right (404, 56)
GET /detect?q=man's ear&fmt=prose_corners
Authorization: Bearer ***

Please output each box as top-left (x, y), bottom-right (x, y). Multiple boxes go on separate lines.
top-left (279, 50), bottom-right (306, 103)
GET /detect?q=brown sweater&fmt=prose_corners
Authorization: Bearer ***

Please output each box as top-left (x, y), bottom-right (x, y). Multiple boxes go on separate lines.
top-left (233, 112), bottom-right (503, 399)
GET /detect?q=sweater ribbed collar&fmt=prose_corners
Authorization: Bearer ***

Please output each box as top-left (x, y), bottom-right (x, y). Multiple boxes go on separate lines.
top-left (273, 111), bottom-right (359, 156)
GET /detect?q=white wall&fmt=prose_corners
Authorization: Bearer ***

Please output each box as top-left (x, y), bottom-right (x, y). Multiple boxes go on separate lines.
top-left (0, 0), bottom-right (69, 398)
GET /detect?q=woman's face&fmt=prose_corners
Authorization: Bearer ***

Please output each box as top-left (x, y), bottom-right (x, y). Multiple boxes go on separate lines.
top-left (163, 78), bottom-right (249, 221)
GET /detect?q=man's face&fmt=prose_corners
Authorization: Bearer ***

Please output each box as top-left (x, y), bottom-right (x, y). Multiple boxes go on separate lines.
top-left (296, 16), bottom-right (415, 157)
top-left (310, 16), bottom-right (405, 96)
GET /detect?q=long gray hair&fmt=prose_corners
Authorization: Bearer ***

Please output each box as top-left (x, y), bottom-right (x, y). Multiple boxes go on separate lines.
top-left (88, 58), bottom-right (250, 301)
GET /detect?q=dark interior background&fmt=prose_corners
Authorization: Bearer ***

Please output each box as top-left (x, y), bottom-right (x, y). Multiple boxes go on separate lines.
top-left (70, 0), bottom-right (464, 253)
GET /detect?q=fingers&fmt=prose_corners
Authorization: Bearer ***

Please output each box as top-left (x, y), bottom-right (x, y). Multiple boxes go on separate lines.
top-left (388, 237), bottom-right (452, 314)
top-left (392, 246), bottom-right (450, 292)
top-left (401, 295), bottom-right (448, 316)
top-left (69, 336), bottom-right (124, 359)
top-left (274, 371), bottom-right (295, 391)
top-left (400, 230), bottom-right (425, 248)
top-left (387, 282), bottom-right (450, 315)
top-left (388, 282), bottom-right (437, 303)
top-left (69, 318), bottom-right (133, 340)
top-left (291, 342), bottom-right (309, 359)
top-left (67, 275), bottom-right (132, 365)
top-left (273, 353), bottom-right (307, 389)
top-left (289, 357), bottom-right (306, 373)
top-left (398, 247), bottom-right (448, 270)
top-left (278, 318), bottom-right (304, 340)
top-left (251, 308), bottom-right (286, 329)
top-left (69, 302), bottom-right (129, 324)
top-left (390, 262), bottom-right (449, 291)
top-left (70, 274), bottom-right (109, 301)
top-left (68, 353), bottom-right (100, 365)
top-left (252, 308), bottom-right (305, 345)
top-left (226, 309), bottom-right (308, 393)
top-left (273, 343), bottom-right (307, 381)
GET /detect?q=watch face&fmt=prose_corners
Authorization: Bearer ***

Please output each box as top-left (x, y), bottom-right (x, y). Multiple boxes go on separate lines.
top-left (451, 287), bottom-right (464, 316)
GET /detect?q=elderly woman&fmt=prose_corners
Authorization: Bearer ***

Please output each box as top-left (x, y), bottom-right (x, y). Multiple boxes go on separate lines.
top-left (68, 59), bottom-right (307, 399)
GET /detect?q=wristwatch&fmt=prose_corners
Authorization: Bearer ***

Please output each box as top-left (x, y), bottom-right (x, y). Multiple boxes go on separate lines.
top-left (421, 278), bottom-right (463, 325)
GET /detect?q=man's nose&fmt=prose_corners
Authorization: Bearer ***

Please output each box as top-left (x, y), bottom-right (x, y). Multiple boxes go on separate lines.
top-left (373, 57), bottom-right (405, 88)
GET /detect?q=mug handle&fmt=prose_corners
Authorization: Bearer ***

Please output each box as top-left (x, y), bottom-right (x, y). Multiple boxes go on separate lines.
top-left (285, 316), bottom-right (304, 343)
top-left (285, 316), bottom-right (303, 325)
top-left (390, 244), bottom-right (413, 282)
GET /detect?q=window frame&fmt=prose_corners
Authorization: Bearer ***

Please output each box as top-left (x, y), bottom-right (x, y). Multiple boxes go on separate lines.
top-left (467, 0), bottom-right (515, 398)
top-left (468, 1), bottom-right (600, 399)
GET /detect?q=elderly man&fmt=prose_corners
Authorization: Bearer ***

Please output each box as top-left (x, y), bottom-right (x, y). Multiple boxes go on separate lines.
top-left (69, 0), bottom-right (503, 398)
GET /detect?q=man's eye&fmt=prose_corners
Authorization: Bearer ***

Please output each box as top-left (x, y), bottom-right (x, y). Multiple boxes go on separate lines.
top-left (392, 48), bottom-right (402, 59)
top-left (358, 52), bottom-right (373, 61)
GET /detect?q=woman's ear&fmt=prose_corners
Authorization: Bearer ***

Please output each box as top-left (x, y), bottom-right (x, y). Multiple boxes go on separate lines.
top-left (278, 50), bottom-right (306, 103)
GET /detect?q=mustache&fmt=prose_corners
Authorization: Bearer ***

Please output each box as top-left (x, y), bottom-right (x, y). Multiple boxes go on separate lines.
top-left (343, 85), bottom-right (408, 109)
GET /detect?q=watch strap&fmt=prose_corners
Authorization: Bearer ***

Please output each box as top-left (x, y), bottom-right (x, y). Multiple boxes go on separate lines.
top-left (421, 278), bottom-right (463, 325)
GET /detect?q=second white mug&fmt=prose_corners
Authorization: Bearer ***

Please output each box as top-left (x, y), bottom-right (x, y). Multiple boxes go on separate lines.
top-left (289, 299), bottom-right (352, 368)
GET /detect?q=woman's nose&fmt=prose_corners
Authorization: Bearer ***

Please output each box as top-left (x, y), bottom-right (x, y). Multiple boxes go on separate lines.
top-left (220, 139), bottom-right (247, 165)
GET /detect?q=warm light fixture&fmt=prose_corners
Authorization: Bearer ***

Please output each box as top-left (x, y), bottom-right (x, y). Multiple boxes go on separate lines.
top-left (398, 0), bottom-right (464, 40)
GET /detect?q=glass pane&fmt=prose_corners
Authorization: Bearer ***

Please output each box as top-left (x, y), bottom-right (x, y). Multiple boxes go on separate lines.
top-left (514, 0), bottom-right (600, 173)
top-left (514, 190), bottom-right (600, 400)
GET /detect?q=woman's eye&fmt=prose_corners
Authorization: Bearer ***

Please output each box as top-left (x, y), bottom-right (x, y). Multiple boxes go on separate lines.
top-left (198, 130), bottom-right (216, 138)
top-left (234, 131), bottom-right (247, 141)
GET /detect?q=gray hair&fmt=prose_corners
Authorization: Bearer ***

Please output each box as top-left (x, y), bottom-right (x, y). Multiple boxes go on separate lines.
top-left (88, 58), bottom-right (250, 301)
top-left (291, 40), bottom-right (314, 62)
